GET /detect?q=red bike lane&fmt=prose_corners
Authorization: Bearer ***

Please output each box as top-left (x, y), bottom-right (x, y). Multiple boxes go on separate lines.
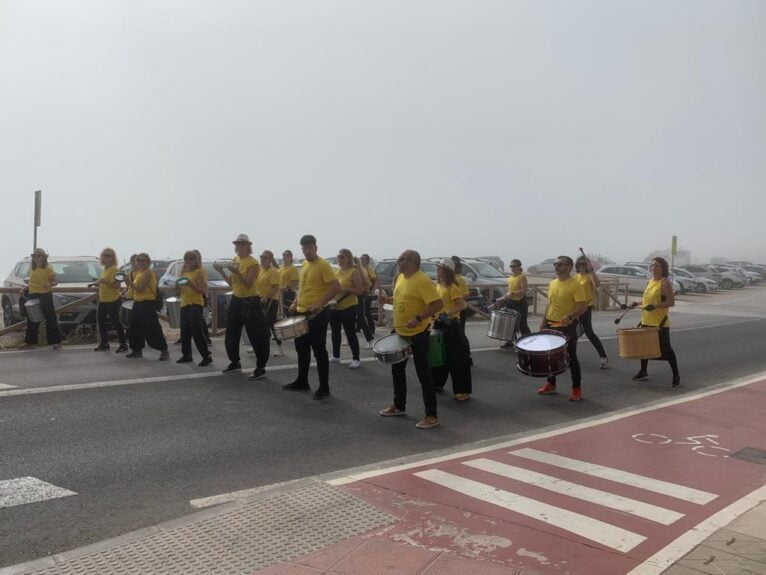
top-left (338, 379), bottom-right (766, 574)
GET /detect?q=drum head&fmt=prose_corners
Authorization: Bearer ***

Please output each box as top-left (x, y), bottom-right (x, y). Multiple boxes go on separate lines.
top-left (121, 300), bottom-right (135, 311)
top-left (275, 316), bottom-right (306, 328)
top-left (382, 304), bottom-right (394, 311)
top-left (165, 296), bottom-right (180, 303)
top-left (373, 334), bottom-right (409, 353)
top-left (516, 332), bottom-right (567, 352)
top-left (492, 309), bottom-right (519, 318)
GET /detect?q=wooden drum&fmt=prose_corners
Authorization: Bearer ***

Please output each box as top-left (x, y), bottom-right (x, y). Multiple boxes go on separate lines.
top-left (617, 327), bottom-right (661, 359)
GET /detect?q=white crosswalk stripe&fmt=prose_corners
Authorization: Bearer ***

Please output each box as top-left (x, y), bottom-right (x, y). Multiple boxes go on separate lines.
top-left (463, 458), bottom-right (685, 525)
top-left (509, 448), bottom-right (718, 505)
top-left (0, 477), bottom-right (77, 509)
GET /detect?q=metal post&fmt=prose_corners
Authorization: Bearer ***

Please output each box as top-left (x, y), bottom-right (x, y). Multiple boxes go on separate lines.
top-left (33, 190), bottom-right (42, 251)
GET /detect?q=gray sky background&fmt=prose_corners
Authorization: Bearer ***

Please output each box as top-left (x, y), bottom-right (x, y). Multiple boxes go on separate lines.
top-left (2, 0), bottom-right (765, 274)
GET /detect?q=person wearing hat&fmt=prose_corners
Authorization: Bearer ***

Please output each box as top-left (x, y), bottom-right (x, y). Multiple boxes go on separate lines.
top-left (378, 249), bottom-right (443, 429)
top-left (283, 234), bottom-right (340, 399)
top-left (214, 234), bottom-right (270, 379)
top-left (451, 256), bottom-right (473, 366)
top-left (432, 258), bottom-right (472, 400)
top-left (19, 248), bottom-right (63, 350)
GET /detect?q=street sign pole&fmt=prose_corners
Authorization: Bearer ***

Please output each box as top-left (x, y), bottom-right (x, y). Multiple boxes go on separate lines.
top-left (671, 235), bottom-right (678, 272)
top-left (33, 190), bottom-right (41, 251)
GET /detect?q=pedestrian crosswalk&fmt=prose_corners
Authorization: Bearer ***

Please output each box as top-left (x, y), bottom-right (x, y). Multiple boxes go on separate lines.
top-left (0, 477), bottom-right (76, 509)
top-left (413, 448), bottom-right (720, 553)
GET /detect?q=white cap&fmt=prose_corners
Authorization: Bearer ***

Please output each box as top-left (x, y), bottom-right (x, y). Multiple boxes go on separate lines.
top-left (437, 257), bottom-right (455, 271)
top-left (233, 233), bottom-right (251, 244)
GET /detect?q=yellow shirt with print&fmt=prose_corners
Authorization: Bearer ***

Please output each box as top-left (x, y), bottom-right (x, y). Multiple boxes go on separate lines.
top-left (179, 268), bottom-right (205, 307)
top-left (297, 257), bottom-right (336, 313)
top-left (545, 276), bottom-right (586, 324)
top-left (256, 267), bottom-right (280, 301)
top-left (436, 282), bottom-right (463, 321)
top-left (641, 278), bottom-right (670, 327)
top-left (455, 274), bottom-right (469, 297)
top-left (231, 255), bottom-right (260, 298)
top-left (279, 264), bottom-right (299, 289)
top-left (507, 273), bottom-right (526, 301)
top-left (393, 271), bottom-right (441, 337)
top-left (334, 268), bottom-right (359, 311)
top-left (98, 265), bottom-right (121, 303)
top-left (575, 272), bottom-right (595, 307)
top-left (133, 270), bottom-right (157, 303)
top-left (28, 267), bottom-right (55, 294)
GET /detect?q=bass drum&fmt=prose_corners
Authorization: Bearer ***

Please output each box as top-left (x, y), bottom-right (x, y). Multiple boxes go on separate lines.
top-left (515, 331), bottom-right (569, 377)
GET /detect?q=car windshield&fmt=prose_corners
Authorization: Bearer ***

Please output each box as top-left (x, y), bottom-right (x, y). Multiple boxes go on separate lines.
top-left (202, 262), bottom-right (225, 281)
top-left (421, 262), bottom-right (438, 279)
top-left (48, 261), bottom-right (102, 283)
top-left (468, 262), bottom-right (506, 278)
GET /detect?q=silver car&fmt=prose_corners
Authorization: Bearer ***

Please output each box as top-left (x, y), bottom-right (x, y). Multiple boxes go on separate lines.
top-left (596, 265), bottom-right (682, 294)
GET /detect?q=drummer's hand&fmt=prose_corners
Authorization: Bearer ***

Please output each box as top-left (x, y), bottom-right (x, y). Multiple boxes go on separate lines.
top-left (644, 304), bottom-right (656, 311)
top-left (631, 301), bottom-right (640, 308)
top-left (405, 318), bottom-right (419, 329)
top-left (306, 303), bottom-right (321, 312)
top-left (288, 302), bottom-right (297, 313)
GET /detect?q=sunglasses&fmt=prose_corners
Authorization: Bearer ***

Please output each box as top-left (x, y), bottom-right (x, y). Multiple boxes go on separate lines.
top-left (554, 262), bottom-right (568, 268)
top-left (136, 258), bottom-right (148, 262)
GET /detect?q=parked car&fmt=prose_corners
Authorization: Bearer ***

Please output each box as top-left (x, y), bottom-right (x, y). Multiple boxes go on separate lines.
top-left (119, 259), bottom-right (175, 281)
top-left (677, 265), bottom-right (723, 288)
top-left (429, 257), bottom-right (508, 306)
top-left (716, 264), bottom-right (761, 285)
top-left (527, 258), bottom-right (557, 275)
top-left (2, 255), bottom-right (102, 334)
top-left (596, 265), bottom-right (681, 294)
top-left (158, 259), bottom-right (233, 328)
top-left (671, 268), bottom-right (717, 293)
top-left (705, 266), bottom-right (746, 289)
top-left (741, 265), bottom-right (766, 282)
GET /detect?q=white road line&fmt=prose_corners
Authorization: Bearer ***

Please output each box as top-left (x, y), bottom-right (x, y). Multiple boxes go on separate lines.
top-left (0, 477), bottom-right (77, 509)
top-left (510, 448), bottom-right (718, 505)
top-left (414, 468), bottom-right (647, 553)
top-left (627, 484), bottom-right (766, 575)
top-left (463, 458), bottom-right (685, 525)
top-left (0, 383), bottom-right (17, 389)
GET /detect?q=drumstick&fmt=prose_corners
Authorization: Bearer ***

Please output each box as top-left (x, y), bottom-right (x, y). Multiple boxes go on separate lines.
top-left (578, 247), bottom-right (592, 272)
top-left (614, 305), bottom-right (647, 325)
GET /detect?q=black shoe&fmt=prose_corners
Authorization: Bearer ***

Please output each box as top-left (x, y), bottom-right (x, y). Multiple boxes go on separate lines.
top-left (283, 380), bottom-right (310, 391)
top-left (248, 367), bottom-right (267, 380)
top-left (672, 376), bottom-right (681, 388)
top-left (126, 351), bottom-right (143, 359)
top-left (222, 362), bottom-right (242, 374)
top-left (632, 371), bottom-right (649, 381)
top-left (94, 343), bottom-right (110, 351)
top-left (159, 350), bottom-right (170, 361)
top-left (176, 356), bottom-right (193, 364)
top-left (313, 388), bottom-right (330, 400)
top-left (115, 343), bottom-right (129, 353)
top-left (198, 356), bottom-right (213, 367)
top-left (467, 357), bottom-right (474, 367)
top-left (205, 338), bottom-right (213, 346)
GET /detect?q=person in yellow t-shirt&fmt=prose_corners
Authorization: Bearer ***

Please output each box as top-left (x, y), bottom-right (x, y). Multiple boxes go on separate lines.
top-left (431, 258), bottom-right (472, 400)
top-left (377, 249), bottom-right (443, 429)
top-left (537, 255), bottom-right (588, 401)
top-left (176, 250), bottom-right (212, 366)
top-left (574, 255), bottom-right (608, 368)
top-left (123, 253), bottom-right (169, 360)
top-left (94, 247), bottom-right (128, 353)
top-left (214, 233), bottom-right (270, 380)
top-left (329, 249), bottom-right (365, 369)
top-left (257, 250), bottom-right (283, 357)
top-left (358, 253), bottom-right (377, 339)
top-left (631, 257), bottom-right (680, 387)
top-left (279, 249), bottom-right (300, 316)
top-left (19, 248), bottom-right (63, 349)
top-left (283, 235), bottom-right (340, 399)
top-left (494, 258), bottom-right (532, 347)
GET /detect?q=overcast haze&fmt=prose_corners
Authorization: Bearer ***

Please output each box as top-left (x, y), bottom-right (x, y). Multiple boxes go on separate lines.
top-left (2, 0), bottom-right (765, 274)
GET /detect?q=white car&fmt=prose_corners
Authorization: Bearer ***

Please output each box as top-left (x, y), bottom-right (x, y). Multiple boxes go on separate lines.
top-left (671, 268), bottom-right (717, 293)
top-left (596, 265), bottom-right (681, 294)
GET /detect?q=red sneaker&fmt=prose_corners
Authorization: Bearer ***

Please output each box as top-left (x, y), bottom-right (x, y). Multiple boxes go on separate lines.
top-left (537, 382), bottom-right (557, 395)
top-left (568, 388), bottom-right (582, 402)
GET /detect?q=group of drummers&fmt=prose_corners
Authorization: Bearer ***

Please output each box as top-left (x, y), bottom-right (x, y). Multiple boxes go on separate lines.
top-left (18, 237), bottom-right (680, 430)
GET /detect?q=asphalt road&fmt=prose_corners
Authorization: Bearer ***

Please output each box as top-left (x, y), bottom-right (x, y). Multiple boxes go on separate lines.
top-left (1, 287), bottom-right (765, 567)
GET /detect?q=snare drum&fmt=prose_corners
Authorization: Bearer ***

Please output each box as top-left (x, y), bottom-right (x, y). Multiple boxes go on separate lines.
top-left (165, 297), bottom-right (181, 329)
top-left (24, 299), bottom-right (44, 323)
top-left (373, 334), bottom-right (412, 365)
top-left (119, 300), bottom-right (135, 329)
top-left (617, 327), bottom-right (661, 359)
top-left (515, 331), bottom-right (569, 377)
top-left (273, 315), bottom-right (309, 340)
top-left (382, 303), bottom-right (394, 327)
top-left (486, 309), bottom-right (520, 341)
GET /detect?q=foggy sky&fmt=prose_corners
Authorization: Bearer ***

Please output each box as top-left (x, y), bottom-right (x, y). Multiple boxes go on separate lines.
top-left (2, 0), bottom-right (765, 274)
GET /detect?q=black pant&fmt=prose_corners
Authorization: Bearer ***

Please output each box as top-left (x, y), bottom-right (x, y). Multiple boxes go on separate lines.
top-left (294, 309), bottom-right (331, 390)
top-left (331, 307), bottom-right (360, 360)
top-left (129, 300), bottom-right (168, 352)
top-left (392, 330), bottom-right (437, 417)
top-left (181, 304), bottom-right (210, 359)
top-left (432, 322), bottom-right (472, 395)
top-left (363, 295), bottom-right (376, 335)
top-left (23, 293), bottom-right (62, 345)
top-left (640, 326), bottom-right (680, 378)
top-left (97, 299), bottom-right (126, 345)
top-left (282, 289), bottom-right (296, 318)
top-left (579, 306), bottom-right (607, 358)
top-left (354, 298), bottom-right (374, 341)
top-left (263, 299), bottom-right (281, 346)
top-left (459, 308), bottom-right (472, 357)
top-left (225, 296), bottom-right (269, 368)
top-left (545, 323), bottom-right (581, 389)
top-left (505, 298), bottom-right (531, 337)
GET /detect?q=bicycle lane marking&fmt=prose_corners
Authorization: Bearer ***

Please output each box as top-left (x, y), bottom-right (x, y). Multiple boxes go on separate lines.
top-left (338, 378), bottom-right (766, 574)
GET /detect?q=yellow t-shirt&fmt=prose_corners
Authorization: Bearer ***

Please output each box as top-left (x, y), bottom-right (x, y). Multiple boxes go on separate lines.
top-left (575, 272), bottom-right (595, 307)
top-left (507, 273), bottom-right (526, 301)
top-left (334, 268), bottom-right (359, 311)
top-left (256, 267), bottom-right (280, 301)
top-left (126, 271), bottom-right (135, 300)
top-left (365, 266), bottom-right (377, 292)
top-left (133, 270), bottom-right (157, 303)
top-left (297, 257), bottom-right (336, 313)
top-left (179, 268), bottom-right (205, 307)
top-left (98, 265), bottom-right (121, 303)
top-left (641, 278), bottom-right (670, 327)
top-left (455, 274), bottom-right (469, 297)
top-left (436, 282), bottom-right (463, 320)
top-left (280, 264), bottom-right (299, 289)
top-left (231, 255), bottom-right (260, 298)
top-left (393, 271), bottom-right (441, 337)
top-left (28, 267), bottom-right (55, 294)
top-left (545, 276), bottom-right (586, 324)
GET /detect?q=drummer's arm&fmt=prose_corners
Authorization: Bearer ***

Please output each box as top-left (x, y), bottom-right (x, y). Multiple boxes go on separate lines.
top-left (590, 271), bottom-right (601, 289)
top-left (446, 297), bottom-right (466, 315)
top-left (191, 273), bottom-right (208, 294)
top-left (421, 299), bottom-right (443, 320)
top-left (48, 272), bottom-right (58, 288)
top-left (134, 272), bottom-right (151, 293)
top-left (562, 301), bottom-right (588, 325)
top-left (265, 282), bottom-right (279, 300)
top-left (514, 275), bottom-right (528, 297)
top-left (235, 265), bottom-right (258, 289)
top-left (349, 271), bottom-right (364, 296)
top-left (321, 280), bottom-right (341, 306)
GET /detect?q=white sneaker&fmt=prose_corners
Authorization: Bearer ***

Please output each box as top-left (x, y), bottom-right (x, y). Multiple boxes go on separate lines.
top-left (364, 341), bottom-right (373, 349)
top-left (329, 356), bottom-right (341, 364)
top-left (246, 347), bottom-right (255, 354)
top-left (272, 346), bottom-right (283, 357)
top-left (600, 357), bottom-right (609, 369)
top-left (349, 360), bottom-right (361, 369)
